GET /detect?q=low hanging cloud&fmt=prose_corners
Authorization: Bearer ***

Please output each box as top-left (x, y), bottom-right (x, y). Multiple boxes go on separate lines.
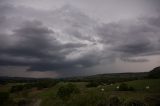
top-left (0, 3), bottom-right (105, 76)
top-left (0, 0), bottom-right (160, 77)
top-left (0, 20), bottom-right (103, 71)
top-left (97, 16), bottom-right (160, 60)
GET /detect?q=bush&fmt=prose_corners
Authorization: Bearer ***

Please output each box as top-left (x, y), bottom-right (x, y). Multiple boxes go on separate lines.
top-left (10, 85), bottom-right (25, 93)
top-left (57, 83), bottom-right (80, 100)
top-left (124, 99), bottom-right (146, 106)
top-left (108, 95), bottom-right (121, 106)
top-left (17, 98), bottom-right (31, 106)
top-left (0, 92), bottom-right (9, 105)
top-left (145, 95), bottom-right (160, 106)
top-left (118, 83), bottom-right (129, 91)
top-left (128, 86), bottom-right (135, 91)
top-left (86, 81), bottom-right (99, 88)
top-left (10, 80), bottom-right (58, 93)
top-left (34, 80), bottom-right (58, 90)
top-left (66, 91), bottom-right (108, 106)
top-left (118, 83), bottom-right (135, 91)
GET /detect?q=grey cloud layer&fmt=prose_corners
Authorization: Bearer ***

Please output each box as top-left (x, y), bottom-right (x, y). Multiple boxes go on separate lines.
top-left (0, 3), bottom-right (104, 75)
top-left (98, 17), bottom-right (160, 57)
top-left (0, 20), bottom-right (100, 71)
top-left (0, 0), bottom-right (160, 77)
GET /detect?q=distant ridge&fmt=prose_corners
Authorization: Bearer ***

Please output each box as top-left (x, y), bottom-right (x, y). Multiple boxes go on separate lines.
top-left (148, 66), bottom-right (160, 78)
top-left (1, 66), bottom-right (160, 81)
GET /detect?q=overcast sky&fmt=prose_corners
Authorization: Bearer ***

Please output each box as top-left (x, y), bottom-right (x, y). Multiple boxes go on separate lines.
top-left (0, 0), bottom-right (160, 78)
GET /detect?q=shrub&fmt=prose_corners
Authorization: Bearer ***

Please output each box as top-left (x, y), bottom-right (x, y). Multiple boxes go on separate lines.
top-left (128, 86), bottom-right (135, 91)
top-left (10, 85), bottom-right (25, 93)
top-left (124, 99), bottom-right (146, 106)
top-left (10, 80), bottom-right (58, 93)
top-left (118, 83), bottom-right (135, 91)
top-left (14, 98), bottom-right (32, 106)
top-left (0, 92), bottom-right (9, 105)
top-left (118, 83), bottom-right (129, 91)
top-left (57, 83), bottom-right (80, 100)
top-left (18, 99), bottom-right (28, 106)
top-left (145, 95), bottom-right (160, 106)
top-left (66, 91), bottom-right (108, 106)
top-left (86, 81), bottom-right (99, 88)
top-left (35, 80), bottom-right (58, 90)
top-left (108, 95), bottom-right (121, 106)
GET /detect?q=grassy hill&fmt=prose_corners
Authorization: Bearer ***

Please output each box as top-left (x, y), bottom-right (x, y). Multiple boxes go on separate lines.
top-left (0, 67), bottom-right (160, 106)
top-left (60, 72), bottom-right (148, 83)
top-left (0, 79), bottom-right (160, 106)
top-left (32, 79), bottom-right (160, 106)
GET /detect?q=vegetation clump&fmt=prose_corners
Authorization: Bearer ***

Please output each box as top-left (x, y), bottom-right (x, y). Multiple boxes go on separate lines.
top-left (86, 81), bottom-right (99, 87)
top-left (0, 92), bottom-right (10, 105)
top-left (145, 95), bottom-right (160, 106)
top-left (108, 95), bottom-right (122, 106)
top-left (10, 80), bottom-right (58, 93)
top-left (57, 83), bottom-right (80, 100)
top-left (124, 99), bottom-right (146, 106)
top-left (118, 83), bottom-right (135, 91)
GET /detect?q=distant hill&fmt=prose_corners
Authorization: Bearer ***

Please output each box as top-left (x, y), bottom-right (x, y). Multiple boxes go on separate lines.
top-left (0, 76), bottom-right (53, 84)
top-left (1, 66), bottom-right (160, 84)
top-left (148, 66), bottom-right (160, 78)
top-left (61, 72), bottom-right (148, 84)
top-left (87, 72), bottom-right (148, 78)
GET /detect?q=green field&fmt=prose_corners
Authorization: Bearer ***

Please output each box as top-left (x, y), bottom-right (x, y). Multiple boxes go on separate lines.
top-left (32, 79), bottom-right (160, 106)
top-left (0, 79), bottom-right (160, 106)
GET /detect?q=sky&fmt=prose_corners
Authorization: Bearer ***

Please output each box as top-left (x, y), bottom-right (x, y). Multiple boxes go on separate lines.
top-left (0, 0), bottom-right (160, 78)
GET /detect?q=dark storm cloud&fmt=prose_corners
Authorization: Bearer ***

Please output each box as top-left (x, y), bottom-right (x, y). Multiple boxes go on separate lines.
top-left (147, 16), bottom-right (160, 28)
top-left (114, 41), bottom-right (152, 55)
top-left (0, 20), bottom-right (62, 65)
top-left (27, 55), bottom-right (100, 72)
top-left (0, 0), bottom-right (160, 77)
top-left (97, 15), bottom-right (160, 60)
top-left (0, 19), bottom-right (100, 72)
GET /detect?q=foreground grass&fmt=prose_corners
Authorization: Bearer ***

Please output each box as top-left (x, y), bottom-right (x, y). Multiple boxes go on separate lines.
top-left (0, 79), bottom-right (160, 106)
top-left (32, 79), bottom-right (160, 106)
